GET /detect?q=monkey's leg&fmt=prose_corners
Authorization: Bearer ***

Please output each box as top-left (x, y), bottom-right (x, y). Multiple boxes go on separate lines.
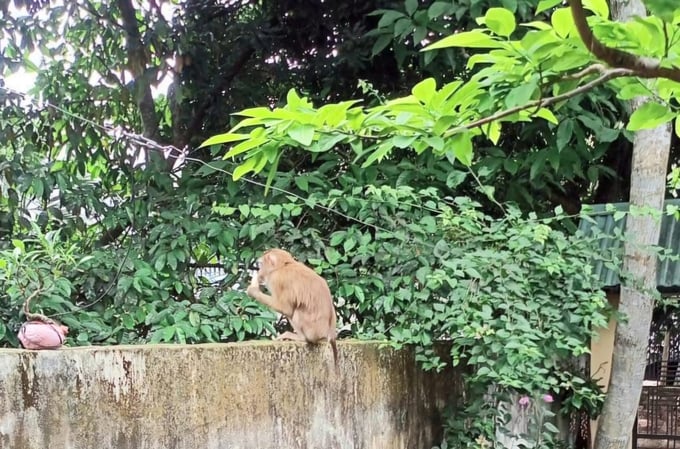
top-left (276, 331), bottom-right (306, 341)
top-left (246, 288), bottom-right (295, 317)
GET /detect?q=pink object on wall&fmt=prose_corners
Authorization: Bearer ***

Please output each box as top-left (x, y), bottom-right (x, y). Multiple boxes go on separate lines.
top-left (17, 321), bottom-right (68, 350)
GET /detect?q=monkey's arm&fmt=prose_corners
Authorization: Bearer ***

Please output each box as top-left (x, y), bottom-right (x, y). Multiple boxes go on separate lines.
top-left (246, 274), bottom-right (294, 317)
top-left (276, 331), bottom-right (306, 341)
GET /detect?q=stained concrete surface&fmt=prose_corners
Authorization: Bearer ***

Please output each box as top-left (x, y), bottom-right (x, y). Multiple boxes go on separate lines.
top-left (0, 340), bottom-right (458, 449)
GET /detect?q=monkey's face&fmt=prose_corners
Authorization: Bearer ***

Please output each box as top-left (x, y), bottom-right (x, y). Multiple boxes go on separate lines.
top-left (256, 253), bottom-right (275, 282)
top-left (255, 249), bottom-right (296, 284)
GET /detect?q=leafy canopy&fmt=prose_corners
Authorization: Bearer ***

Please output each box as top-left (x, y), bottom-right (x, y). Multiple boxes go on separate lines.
top-left (203, 2), bottom-right (680, 185)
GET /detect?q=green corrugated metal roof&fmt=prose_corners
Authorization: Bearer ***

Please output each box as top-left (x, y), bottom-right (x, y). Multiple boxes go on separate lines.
top-left (578, 199), bottom-right (680, 289)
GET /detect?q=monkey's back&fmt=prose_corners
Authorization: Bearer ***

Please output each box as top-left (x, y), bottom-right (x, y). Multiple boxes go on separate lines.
top-left (269, 261), bottom-right (336, 331)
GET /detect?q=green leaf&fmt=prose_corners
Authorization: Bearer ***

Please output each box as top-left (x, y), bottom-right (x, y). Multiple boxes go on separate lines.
top-left (263, 151), bottom-right (282, 196)
top-left (501, 0), bottom-right (518, 13)
top-left (329, 232), bottom-right (345, 247)
top-left (422, 30), bottom-right (505, 51)
top-left (556, 118), bottom-right (574, 151)
top-left (551, 8), bottom-right (575, 38)
top-left (394, 18), bottom-right (412, 38)
top-left (372, 34), bottom-right (393, 56)
top-left (483, 8), bottom-right (516, 37)
top-left (530, 151), bottom-right (548, 180)
top-left (428, 2), bottom-right (451, 18)
top-left (535, 108), bottom-right (558, 124)
top-left (286, 89), bottom-right (302, 107)
top-left (32, 178), bottom-right (44, 199)
top-left (536, 0), bottom-right (562, 14)
top-left (627, 102), bottom-right (676, 131)
top-left (237, 107), bottom-right (275, 118)
top-left (295, 176), bottom-right (309, 192)
top-left (393, 135), bottom-right (416, 149)
top-left (11, 239), bottom-right (25, 251)
top-left (482, 121), bottom-right (501, 145)
top-left (405, 0), bottom-right (418, 16)
top-left (154, 254), bottom-right (166, 271)
top-left (311, 133), bottom-right (347, 153)
top-left (287, 123), bottom-right (315, 146)
top-left (199, 132), bottom-right (249, 148)
top-left (238, 204), bottom-right (251, 217)
top-left (505, 81), bottom-right (537, 108)
top-left (583, 0), bottom-right (609, 18)
top-left (446, 170), bottom-right (467, 187)
top-left (449, 132), bottom-right (473, 166)
top-left (162, 326), bottom-right (176, 342)
top-left (378, 10), bottom-right (406, 27)
top-left (362, 141), bottom-right (393, 167)
top-left (412, 78), bottom-right (437, 104)
top-left (224, 136), bottom-right (267, 158)
top-left (232, 156), bottom-right (260, 180)
top-left (166, 253), bottom-right (178, 271)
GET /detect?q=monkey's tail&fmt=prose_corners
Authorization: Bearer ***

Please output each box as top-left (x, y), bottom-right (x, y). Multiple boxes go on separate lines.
top-left (331, 338), bottom-right (338, 368)
top-left (330, 337), bottom-right (338, 368)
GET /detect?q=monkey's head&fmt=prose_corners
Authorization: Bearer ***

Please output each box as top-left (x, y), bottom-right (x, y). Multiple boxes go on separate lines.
top-left (257, 248), bottom-right (296, 282)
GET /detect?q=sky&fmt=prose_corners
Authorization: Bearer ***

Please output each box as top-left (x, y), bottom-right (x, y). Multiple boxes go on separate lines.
top-left (3, 1), bottom-right (175, 97)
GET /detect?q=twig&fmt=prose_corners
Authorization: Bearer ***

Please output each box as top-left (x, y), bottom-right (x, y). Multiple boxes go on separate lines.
top-left (22, 288), bottom-right (55, 324)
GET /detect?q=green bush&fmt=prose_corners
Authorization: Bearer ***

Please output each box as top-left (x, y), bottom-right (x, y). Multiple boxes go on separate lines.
top-left (0, 173), bottom-right (612, 449)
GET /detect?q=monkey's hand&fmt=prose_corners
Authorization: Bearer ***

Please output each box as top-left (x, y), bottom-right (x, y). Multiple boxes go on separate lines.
top-left (246, 272), bottom-right (260, 298)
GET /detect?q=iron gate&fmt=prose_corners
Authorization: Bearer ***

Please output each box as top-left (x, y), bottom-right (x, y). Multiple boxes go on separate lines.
top-left (635, 307), bottom-right (680, 449)
top-left (634, 381), bottom-right (680, 449)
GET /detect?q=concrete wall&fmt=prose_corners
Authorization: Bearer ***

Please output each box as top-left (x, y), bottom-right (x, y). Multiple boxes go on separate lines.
top-left (0, 341), bottom-right (459, 449)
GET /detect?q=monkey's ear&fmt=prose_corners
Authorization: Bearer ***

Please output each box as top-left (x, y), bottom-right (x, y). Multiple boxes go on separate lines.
top-left (264, 253), bottom-right (276, 266)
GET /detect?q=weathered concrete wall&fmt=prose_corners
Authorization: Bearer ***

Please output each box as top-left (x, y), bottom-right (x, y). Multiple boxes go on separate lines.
top-left (0, 341), bottom-right (459, 449)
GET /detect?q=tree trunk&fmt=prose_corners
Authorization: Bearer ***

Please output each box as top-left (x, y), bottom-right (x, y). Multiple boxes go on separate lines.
top-left (593, 2), bottom-right (673, 449)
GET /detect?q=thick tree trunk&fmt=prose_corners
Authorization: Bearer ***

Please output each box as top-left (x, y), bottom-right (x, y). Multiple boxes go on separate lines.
top-left (593, 2), bottom-right (673, 449)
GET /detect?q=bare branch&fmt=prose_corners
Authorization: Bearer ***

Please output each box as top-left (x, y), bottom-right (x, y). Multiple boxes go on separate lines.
top-left (23, 288), bottom-right (54, 324)
top-left (117, 0), bottom-right (161, 142)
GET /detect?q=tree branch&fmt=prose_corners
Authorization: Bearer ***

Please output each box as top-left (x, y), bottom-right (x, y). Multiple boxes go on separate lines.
top-left (117, 0), bottom-right (161, 142)
top-left (567, 0), bottom-right (680, 83)
top-left (443, 67), bottom-right (633, 137)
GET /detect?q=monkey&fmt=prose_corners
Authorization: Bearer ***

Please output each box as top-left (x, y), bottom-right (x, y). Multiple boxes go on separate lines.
top-left (246, 248), bottom-right (338, 366)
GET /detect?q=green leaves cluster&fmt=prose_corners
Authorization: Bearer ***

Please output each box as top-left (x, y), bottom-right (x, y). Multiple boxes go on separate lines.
top-left (385, 199), bottom-right (613, 448)
top-left (0, 207), bottom-right (280, 346)
top-left (203, 80), bottom-right (502, 181)
top-left (206, 1), bottom-right (680, 197)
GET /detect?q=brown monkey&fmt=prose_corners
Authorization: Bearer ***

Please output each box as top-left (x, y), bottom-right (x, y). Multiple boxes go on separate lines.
top-left (246, 248), bottom-right (338, 365)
